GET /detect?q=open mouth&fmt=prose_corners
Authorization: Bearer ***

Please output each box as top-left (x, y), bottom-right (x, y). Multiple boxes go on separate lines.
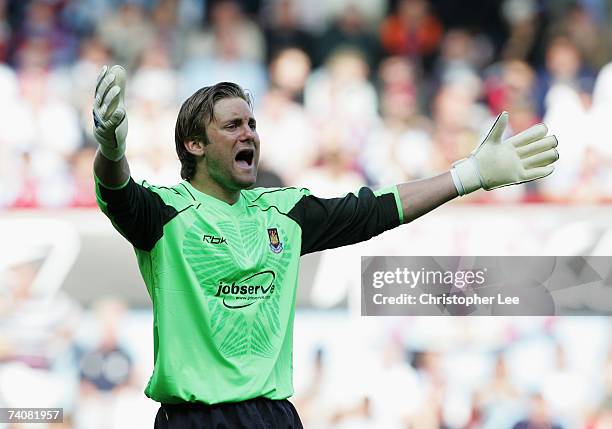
top-left (234, 148), bottom-right (255, 168)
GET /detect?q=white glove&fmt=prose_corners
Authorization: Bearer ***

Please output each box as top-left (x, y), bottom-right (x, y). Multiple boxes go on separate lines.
top-left (92, 65), bottom-right (128, 162)
top-left (451, 112), bottom-right (559, 196)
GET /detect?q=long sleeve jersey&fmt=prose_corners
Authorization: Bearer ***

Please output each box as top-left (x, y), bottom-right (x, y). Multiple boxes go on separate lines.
top-left (95, 176), bottom-right (403, 404)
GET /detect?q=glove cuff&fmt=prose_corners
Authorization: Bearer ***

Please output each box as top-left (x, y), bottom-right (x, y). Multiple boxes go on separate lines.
top-left (96, 118), bottom-right (126, 162)
top-left (451, 156), bottom-right (483, 196)
top-left (98, 142), bottom-right (125, 162)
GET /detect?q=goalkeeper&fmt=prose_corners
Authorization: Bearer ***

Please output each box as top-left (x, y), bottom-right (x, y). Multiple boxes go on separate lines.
top-left (92, 65), bottom-right (558, 428)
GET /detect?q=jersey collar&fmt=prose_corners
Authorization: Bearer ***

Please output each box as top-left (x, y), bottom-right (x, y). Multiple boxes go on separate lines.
top-left (182, 181), bottom-right (246, 214)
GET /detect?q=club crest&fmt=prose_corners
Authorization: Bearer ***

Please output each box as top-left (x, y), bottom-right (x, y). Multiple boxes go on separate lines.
top-left (267, 228), bottom-right (283, 253)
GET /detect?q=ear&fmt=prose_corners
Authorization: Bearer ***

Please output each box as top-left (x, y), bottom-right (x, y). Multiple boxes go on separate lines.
top-left (184, 139), bottom-right (205, 157)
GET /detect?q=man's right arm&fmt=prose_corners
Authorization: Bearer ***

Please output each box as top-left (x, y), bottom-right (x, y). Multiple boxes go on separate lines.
top-left (94, 152), bottom-right (130, 189)
top-left (92, 65), bottom-right (178, 252)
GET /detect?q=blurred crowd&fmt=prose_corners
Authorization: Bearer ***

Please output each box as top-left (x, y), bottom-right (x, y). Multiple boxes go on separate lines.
top-left (2, 0), bottom-right (612, 207)
top-left (1, 270), bottom-right (612, 428)
top-left (291, 316), bottom-right (612, 429)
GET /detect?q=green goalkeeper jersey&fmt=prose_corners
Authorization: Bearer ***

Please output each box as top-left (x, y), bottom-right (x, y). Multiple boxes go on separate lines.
top-left (95, 177), bottom-right (403, 405)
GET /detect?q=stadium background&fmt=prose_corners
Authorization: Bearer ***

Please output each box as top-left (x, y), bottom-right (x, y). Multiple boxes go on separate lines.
top-left (1, 0), bottom-right (612, 427)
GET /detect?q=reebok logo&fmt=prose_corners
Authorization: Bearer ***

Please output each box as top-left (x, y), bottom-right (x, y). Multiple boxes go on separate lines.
top-left (203, 234), bottom-right (228, 245)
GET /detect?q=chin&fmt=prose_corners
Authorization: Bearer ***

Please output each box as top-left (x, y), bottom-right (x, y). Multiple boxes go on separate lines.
top-left (235, 173), bottom-right (258, 189)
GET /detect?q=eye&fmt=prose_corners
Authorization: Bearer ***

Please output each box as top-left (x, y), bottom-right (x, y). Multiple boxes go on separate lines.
top-left (249, 120), bottom-right (256, 130)
top-left (225, 123), bottom-right (237, 130)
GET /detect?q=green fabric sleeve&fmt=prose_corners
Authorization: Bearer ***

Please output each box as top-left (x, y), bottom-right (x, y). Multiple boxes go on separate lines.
top-left (374, 185), bottom-right (404, 224)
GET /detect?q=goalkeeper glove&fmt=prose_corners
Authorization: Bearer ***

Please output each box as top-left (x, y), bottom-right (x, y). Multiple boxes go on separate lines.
top-left (92, 65), bottom-right (128, 162)
top-left (451, 112), bottom-right (559, 196)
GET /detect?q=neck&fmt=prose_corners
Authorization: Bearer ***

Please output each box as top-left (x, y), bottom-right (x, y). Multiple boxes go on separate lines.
top-left (189, 170), bottom-right (241, 205)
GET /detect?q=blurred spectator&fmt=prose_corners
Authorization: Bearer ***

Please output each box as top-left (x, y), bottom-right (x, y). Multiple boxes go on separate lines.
top-left (127, 43), bottom-right (180, 184)
top-left (66, 36), bottom-right (112, 150)
top-left (484, 59), bottom-right (536, 116)
top-left (315, 4), bottom-right (381, 70)
top-left (267, 46), bottom-right (311, 102)
top-left (541, 344), bottom-right (590, 428)
top-left (540, 82), bottom-right (592, 202)
top-left (511, 393), bottom-right (565, 429)
top-left (548, 3), bottom-right (610, 70)
top-left (184, 0), bottom-right (265, 63)
top-left (67, 147), bottom-right (98, 207)
top-left (429, 82), bottom-right (486, 173)
top-left (180, 0), bottom-right (267, 102)
top-left (96, 2), bottom-right (156, 70)
top-left (175, 0), bottom-right (206, 30)
top-left (293, 347), bottom-right (327, 427)
top-left (257, 48), bottom-right (315, 185)
top-left (362, 56), bottom-right (434, 186)
top-left (583, 61), bottom-right (612, 201)
top-left (7, 56), bottom-right (82, 207)
top-left (77, 299), bottom-right (133, 393)
top-left (304, 48), bottom-right (377, 157)
top-left (295, 142), bottom-right (365, 197)
top-left (75, 298), bottom-right (137, 429)
top-left (364, 340), bottom-right (422, 429)
top-left (476, 354), bottom-right (523, 429)
top-left (61, 0), bottom-right (112, 38)
top-left (150, 0), bottom-right (184, 66)
top-left (434, 29), bottom-right (491, 94)
top-left (10, 0), bottom-right (79, 67)
top-left (263, 0), bottom-right (314, 65)
top-left (0, 62), bottom-right (21, 207)
top-left (409, 351), bottom-right (450, 429)
top-left (380, 0), bottom-right (443, 67)
top-left (500, 0), bottom-right (544, 63)
top-left (0, 0), bottom-right (10, 62)
top-left (534, 35), bottom-right (596, 118)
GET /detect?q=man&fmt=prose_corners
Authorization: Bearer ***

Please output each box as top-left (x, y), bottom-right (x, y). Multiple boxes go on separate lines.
top-left (92, 65), bottom-right (558, 428)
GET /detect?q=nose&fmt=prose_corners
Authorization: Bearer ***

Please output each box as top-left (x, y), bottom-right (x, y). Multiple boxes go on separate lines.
top-left (239, 123), bottom-right (256, 141)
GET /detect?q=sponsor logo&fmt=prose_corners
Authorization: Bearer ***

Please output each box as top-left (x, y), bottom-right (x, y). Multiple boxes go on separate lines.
top-left (267, 228), bottom-right (283, 253)
top-left (214, 270), bottom-right (276, 309)
top-left (202, 234), bottom-right (228, 245)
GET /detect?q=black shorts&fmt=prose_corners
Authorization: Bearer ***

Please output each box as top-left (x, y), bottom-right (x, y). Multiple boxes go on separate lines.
top-left (154, 397), bottom-right (304, 429)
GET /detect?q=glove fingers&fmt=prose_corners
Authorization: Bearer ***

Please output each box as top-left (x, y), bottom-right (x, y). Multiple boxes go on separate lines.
top-left (95, 71), bottom-right (116, 108)
top-left (109, 107), bottom-right (126, 126)
top-left (517, 135), bottom-right (558, 158)
top-left (523, 165), bottom-right (555, 181)
top-left (108, 65), bottom-right (126, 99)
top-left (100, 85), bottom-right (121, 120)
top-left (94, 65), bottom-right (108, 95)
top-left (507, 123), bottom-right (548, 148)
top-left (522, 148), bottom-right (559, 169)
top-left (483, 111), bottom-right (508, 143)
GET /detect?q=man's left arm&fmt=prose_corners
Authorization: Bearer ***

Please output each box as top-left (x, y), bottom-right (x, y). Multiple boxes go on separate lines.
top-left (288, 112), bottom-right (558, 253)
top-left (396, 172), bottom-right (457, 224)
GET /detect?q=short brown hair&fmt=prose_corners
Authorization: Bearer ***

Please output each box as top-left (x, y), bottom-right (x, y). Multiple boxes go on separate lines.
top-left (175, 82), bottom-right (252, 181)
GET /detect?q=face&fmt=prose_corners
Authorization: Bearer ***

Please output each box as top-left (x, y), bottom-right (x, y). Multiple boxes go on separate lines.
top-left (202, 97), bottom-right (260, 191)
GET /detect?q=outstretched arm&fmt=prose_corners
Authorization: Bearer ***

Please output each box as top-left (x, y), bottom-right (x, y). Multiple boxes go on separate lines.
top-left (289, 112), bottom-right (559, 254)
top-left (92, 65), bottom-right (130, 188)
